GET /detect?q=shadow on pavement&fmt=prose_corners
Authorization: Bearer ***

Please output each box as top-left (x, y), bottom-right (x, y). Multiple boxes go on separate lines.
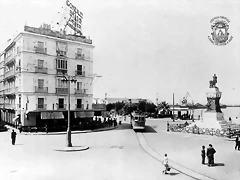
top-left (115, 123), bottom-right (132, 130)
top-left (214, 163), bottom-right (225, 167)
top-left (14, 144), bottom-right (23, 145)
top-left (168, 172), bottom-right (180, 176)
top-left (142, 125), bottom-right (157, 133)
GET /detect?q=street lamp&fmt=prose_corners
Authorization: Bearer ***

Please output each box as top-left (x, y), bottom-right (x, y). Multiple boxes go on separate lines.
top-left (61, 75), bottom-right (77, 147)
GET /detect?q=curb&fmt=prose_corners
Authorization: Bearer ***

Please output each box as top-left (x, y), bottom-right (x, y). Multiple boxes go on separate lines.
top-left (11, 126), bottom-right (118, 136)
top-left (136, 132), bottom-right (216, 180)
top-left (54, 146), bottom-right (89, 152)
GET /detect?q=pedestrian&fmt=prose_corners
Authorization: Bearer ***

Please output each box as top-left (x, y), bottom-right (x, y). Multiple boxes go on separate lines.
top-left (45, 124), bottom-right (48, 134)
top-left (167, 122), bottom-right (169, 132)
top-left (207, 144), bottom-right (216, 167)
top-left (235, 135), bottom-right (239, 150)
top-left (11, 129), bottom-right (17, 145)
top-left (162, 154), bottom-right (171, 174)
top-left (201, 146), bottom-right (206, 165)
top-left (18, 123), bottom-right (22, 133)
top-left (119, 115), bottom-right (122, 125)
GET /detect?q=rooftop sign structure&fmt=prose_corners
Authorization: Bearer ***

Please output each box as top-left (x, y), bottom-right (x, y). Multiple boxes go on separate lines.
top-left (65, 0), bottom-right (83, 36)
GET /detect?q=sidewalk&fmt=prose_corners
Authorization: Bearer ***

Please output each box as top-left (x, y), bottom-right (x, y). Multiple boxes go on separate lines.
top-left (5, 125), bottom-right (118, 135)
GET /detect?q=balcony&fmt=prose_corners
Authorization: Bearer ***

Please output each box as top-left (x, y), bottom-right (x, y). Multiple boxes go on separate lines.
top-left (75, 89), bottom-right (86, 94)
top-left (5, 87), bottom-right (18, 95)
top-left (75, 53), bottom-right (85, 60)
top-left (4, 69), bottom-right (16, 80)
top-left (75, 70), bottom-right (85, 77)
top-left (34, 47), bottom-right (47, 54)
top-left (56, 88), bottom-right (68, 94)
top-left (75, 104), bottom-right (83, 110)
top-left (35, 86), bottom-right (48, 93)
top-left (35, 66), bottom-right (48, 74)
top-left (36, 104), bottom-right (47, 110)
top-left (56, 69), bottom-right (68, 75)
top-left (57, 104), bottom-right (66, 110)
top-left (56, 50), bottom-right (67, 57)
top-left (5, 54), bottom-right (16, 65)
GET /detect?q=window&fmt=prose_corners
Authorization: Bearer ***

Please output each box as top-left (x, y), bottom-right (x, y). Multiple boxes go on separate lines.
top-left (58, 98), bottom-right (64, 108)
top-left (76, 82), bottom-right (82, 90)
top-left (38, 60), bottom-right (44, 68)
top-left (38, 79), bottom-right (44, 89)
top-left (57, 78), bottom-right (67, 88)
top-left (77, 48), bottom-right (82, 55)
top-left (38, 98), bottom-right (44, 105)
top-left (38, 41), bottom-right (44, 48)
top-left (56, 59), bottom-right (67, 69)
top-left (77, 65), bottom-right (83, 75)
top-left (77, 99), bottom-right (82, 108)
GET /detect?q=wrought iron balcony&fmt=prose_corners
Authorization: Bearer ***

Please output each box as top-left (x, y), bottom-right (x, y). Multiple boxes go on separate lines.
top-left (4, 54), bottom-right (16, 65)
top-left (34, 47), bottom-right (47, 54)
top-left (35, 66), bottom-right (48, 74)
top-left (75, 104), bottom-right (83, 109)
top-left (56, 50), bottom-right (67, 57)
top-left (36, 104), bottom-right (47, 110)
top-left (75, 53), bottom-right (85, 60)
top-left (57, 104), bottom-right (67, 110)
top-left (5, 87), bottom-right (18, 95)
top-left (75, 70), bottom-right (85, 76)
top-left (56, 69), bottom-right (68, 75)
top-left (35, 86), bottom-right (48, 93)
top-left (56, 88), bottom-right (68, 94)
top-left (75, 88), bottom-right (86, 94)
top-left (4, 69), bottom-right (15, 80)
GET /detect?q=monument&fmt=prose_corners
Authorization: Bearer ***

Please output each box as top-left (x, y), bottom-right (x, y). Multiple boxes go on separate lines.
top-left (189, 74), bottom-right (228, 129)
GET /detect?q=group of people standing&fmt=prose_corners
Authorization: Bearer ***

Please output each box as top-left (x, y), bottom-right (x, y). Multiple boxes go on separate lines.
top-left (201, 144), bottom-right (216, 167)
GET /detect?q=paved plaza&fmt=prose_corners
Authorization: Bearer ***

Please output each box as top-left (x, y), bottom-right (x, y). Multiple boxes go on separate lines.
top-left (143, 118), bottom-right (240, 180)
top-left (0, 123), bottom-right (192, 180)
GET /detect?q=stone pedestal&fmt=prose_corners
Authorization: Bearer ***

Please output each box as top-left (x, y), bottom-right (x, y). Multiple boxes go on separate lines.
top-left (189, 87), bottom-right (229, 129)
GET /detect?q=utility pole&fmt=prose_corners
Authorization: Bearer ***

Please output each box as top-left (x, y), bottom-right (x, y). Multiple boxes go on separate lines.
top-left (61, 75), bottom-right (76, 147)
top-left (173, 93), bottom-right (175, 122)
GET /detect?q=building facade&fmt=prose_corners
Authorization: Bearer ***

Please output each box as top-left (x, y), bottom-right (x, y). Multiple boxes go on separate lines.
top-left (0, 25), bottom-right (95, 129)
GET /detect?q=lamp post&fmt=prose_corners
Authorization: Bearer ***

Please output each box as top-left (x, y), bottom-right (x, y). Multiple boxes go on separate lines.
top-left (61, 75), bottom-right (77, 147)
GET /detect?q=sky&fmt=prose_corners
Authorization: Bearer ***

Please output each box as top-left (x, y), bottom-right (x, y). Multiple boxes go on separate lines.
top-left (0, 0), bottom-right (240, 105)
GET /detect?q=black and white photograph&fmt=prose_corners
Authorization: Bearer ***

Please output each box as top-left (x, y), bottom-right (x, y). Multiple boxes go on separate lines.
top-left (0, 0), bottom-right (240, 179)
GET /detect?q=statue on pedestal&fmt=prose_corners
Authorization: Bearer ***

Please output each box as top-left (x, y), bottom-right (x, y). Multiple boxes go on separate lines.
top-left (206, 74), bottom-right (222, 113)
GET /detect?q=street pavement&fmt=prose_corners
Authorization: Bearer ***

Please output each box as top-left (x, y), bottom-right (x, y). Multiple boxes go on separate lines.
top-left (142, 118), bottom-right (240, 180)
top-left (0, 122), bottom-right (193, 180)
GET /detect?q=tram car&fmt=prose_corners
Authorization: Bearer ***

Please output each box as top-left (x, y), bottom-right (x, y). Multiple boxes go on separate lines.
top-left (130, 112), bottom-right (146, 130)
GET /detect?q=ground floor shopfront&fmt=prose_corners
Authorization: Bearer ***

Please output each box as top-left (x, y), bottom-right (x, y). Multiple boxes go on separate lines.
top-left (0, 108), bottom-right (107, 132)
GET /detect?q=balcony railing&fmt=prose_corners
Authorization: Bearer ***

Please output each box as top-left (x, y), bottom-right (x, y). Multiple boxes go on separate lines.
top-left (4, 69), bottom-right (15, 79)
top-left (35, 66), bottom-right (48, 74)
top-left (75, 70), bottom-right (85, 76)
top-left (75, 53), bottom-right (85, 60)
top-left (5, 54), bottom-right (16, 65)
top-left (35, 86), bottom-right (48, 93)
top-left (5, 87), bottom-right (18, 95)
top-left (75, 89), bottom-right (86, 94)
top-left (56, 50), bottom-right (67, 57)
top-left (75, 104), bottom-right (83, 109)
top-left (57, 104), bottom-right (67, 109)
top-left (36, 104), bottom-right (47, 110)
top-left (56, 69), bottom-right (68, 75)
top-left (56, 88), bottom-right (68, 94)
top-left (34, 47), bottom-right (47, 54)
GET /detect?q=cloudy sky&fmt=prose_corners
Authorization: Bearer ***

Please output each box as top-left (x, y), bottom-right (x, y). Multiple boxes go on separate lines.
top-left (0, 0), bottom-right (240, 104)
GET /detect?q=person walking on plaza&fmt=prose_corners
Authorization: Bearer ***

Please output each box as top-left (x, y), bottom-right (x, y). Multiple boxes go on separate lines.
top-left (11, 129), bottom-right (17, 145)
top-left (201, 146), bottom-right (206, 165)
top-left (18, 123), bottom-right (22, 133)
top-left (207, 144), bottom-right (216, 167)
top-left (167, 122), bottom-right (169, 132)
top-left (235, 135), bottom-right (239, 150)
top-left (45, 124), bottom-right (48, 134)
top-left (162, 154), bottom-right (171, 174)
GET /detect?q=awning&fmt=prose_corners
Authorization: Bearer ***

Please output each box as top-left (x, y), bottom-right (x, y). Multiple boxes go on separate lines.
top-left (41, 112), bottom-right (64, 119)
top-left (75, 111), bottom-right (94, 118)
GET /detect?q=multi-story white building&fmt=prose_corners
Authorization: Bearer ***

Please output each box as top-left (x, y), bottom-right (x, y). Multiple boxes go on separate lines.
top-left (0, 24), bottom-right (95, 129)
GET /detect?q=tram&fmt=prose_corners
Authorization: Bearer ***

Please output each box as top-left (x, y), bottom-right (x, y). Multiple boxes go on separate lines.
top-left (130, 112), bottom-right (146, 130)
